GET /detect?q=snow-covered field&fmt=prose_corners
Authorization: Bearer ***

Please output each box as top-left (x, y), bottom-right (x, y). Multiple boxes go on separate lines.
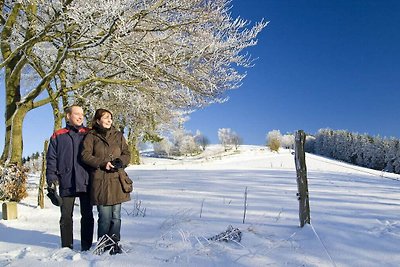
top-left (1, 145), bottom-right (400, 266)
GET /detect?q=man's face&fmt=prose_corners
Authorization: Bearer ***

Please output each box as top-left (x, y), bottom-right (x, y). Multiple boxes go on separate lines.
top-left (66, 106), bottom-right (84, 127)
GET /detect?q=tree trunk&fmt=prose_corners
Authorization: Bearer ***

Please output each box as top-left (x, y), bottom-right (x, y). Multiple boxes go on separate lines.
top-left (1, 115), bottom-right (12, 163)
top-left (128, 131), bottom-right (140, 165)
top-left (51, 70), bottom-right (68, 131)
top-left (0, 61), bottom-right (21, 163)
top-left (8, 105), bottom-right (29, 164)
top-left (50, 99), bottom-right (63, 131)
top-left (129, 141), bottom-right (140, 165)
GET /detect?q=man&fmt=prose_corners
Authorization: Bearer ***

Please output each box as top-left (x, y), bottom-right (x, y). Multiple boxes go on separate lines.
top-left (46, 105), bottom-right (94, 251)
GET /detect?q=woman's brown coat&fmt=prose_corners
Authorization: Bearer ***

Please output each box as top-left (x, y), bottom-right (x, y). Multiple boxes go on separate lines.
top-left (81, 126), bottom-right (131, 205)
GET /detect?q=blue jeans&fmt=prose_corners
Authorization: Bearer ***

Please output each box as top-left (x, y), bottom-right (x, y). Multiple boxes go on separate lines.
top-left (97, 204), bottom-right (121, 241)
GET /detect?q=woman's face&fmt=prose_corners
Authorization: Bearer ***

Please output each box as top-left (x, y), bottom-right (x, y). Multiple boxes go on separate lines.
top-left (97, 112), bottom-right (112, 129)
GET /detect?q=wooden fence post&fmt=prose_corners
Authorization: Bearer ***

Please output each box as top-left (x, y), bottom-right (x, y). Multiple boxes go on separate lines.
top-left (2, 202), bottom-right (18, 220)
top-left (294, 130), bottom-right (311, 227)
top-left (37, 140), bottom-right (48, 209)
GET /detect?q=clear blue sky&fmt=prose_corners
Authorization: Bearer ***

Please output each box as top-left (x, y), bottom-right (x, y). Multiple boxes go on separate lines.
top-left (1, 0), bottom-right (400, 157)
top-left (186, 0), bottom-right (400, 144)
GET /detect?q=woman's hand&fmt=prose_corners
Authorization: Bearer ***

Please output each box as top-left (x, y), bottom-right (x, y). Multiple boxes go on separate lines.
top-left (105, 161), bottom-right (115, 170)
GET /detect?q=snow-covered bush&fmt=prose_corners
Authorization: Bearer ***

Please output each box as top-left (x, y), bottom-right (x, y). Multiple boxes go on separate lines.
top-left (0, 164), bottom-right (28, 202)
top-left (266, 130), bottom-right (282, 152)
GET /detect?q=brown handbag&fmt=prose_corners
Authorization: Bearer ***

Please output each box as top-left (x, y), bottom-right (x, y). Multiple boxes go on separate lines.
top-left (117, 169), bottom-right (133, 193)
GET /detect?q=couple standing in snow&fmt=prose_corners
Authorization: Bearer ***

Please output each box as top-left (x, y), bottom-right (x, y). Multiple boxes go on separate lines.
top-left (46, 105), bottom-right (131, 253)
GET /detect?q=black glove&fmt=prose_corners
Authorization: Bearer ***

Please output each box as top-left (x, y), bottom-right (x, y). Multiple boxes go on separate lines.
top-left (111, 158), bottom-right (124, 170)
top-left (48, 180), bottom-right (58, 187)
top-left (47, 183), bottom-right (63, 207)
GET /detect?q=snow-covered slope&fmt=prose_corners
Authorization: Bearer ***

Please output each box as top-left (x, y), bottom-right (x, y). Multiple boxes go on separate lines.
top-left (1, 145), bottom-right (399, 266)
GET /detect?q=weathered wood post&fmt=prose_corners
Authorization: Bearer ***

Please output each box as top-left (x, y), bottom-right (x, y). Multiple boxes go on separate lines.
top-left (294, 130), bottom-right (311, 227)
top-left (37, 140), bottom-right (48, 208)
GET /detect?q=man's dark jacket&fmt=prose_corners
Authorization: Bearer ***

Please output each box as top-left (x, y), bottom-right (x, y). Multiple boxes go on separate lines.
top-left (46, 123), bottom-right (90, 197)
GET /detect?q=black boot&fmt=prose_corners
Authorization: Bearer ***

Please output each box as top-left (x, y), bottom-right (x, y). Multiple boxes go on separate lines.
top-left (109, 234), bottom-right (123, 255)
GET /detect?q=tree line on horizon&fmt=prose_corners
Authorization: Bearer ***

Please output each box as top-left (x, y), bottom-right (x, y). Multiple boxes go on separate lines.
top-left (305, 128), bottom-right (400, 174)
top-left (266, 128), bottom-right (400, 175)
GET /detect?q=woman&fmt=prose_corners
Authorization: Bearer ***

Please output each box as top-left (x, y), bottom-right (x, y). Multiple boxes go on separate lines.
top-left (81, 108), bottom-right (131, 254)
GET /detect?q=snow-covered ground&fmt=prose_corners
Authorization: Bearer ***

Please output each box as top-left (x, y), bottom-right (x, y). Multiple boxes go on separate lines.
top-left (1, 145), bottom-right (400, 266)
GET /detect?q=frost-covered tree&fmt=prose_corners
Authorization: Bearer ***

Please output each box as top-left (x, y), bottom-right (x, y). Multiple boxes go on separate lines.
top-left (0, 0), bottom-right (267, 164)
top-left (314, 129), bottom-right (334, 157)
top-left (384, 138), bottom-right (400, 173)
top-left (384, 138), bottom-right (398, 172)
top-left (340, 131), bottom-right (355, 163)
top-left (169, 127), bottom-right (186, 155)
top-left (218, 128), bottom-right (233, 151)
top-left (179, 135), bottom-right (200, 156)
top-left (153, 138), bottom-right (172, 157)
top-left (163, 127), bottom-right (201, 156)
top-left (266, 130), bottom-right (281, 152)
top-left (231, 132), bottom-right (243, 150)
top-left (281, 134), bottom-right (294, 149)
top-left (194, 130), bottom-right (209, 151)
top-left (304, 135), bottom-right (316, 153)
top-left (368, 136), bottom-right (385, 170)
